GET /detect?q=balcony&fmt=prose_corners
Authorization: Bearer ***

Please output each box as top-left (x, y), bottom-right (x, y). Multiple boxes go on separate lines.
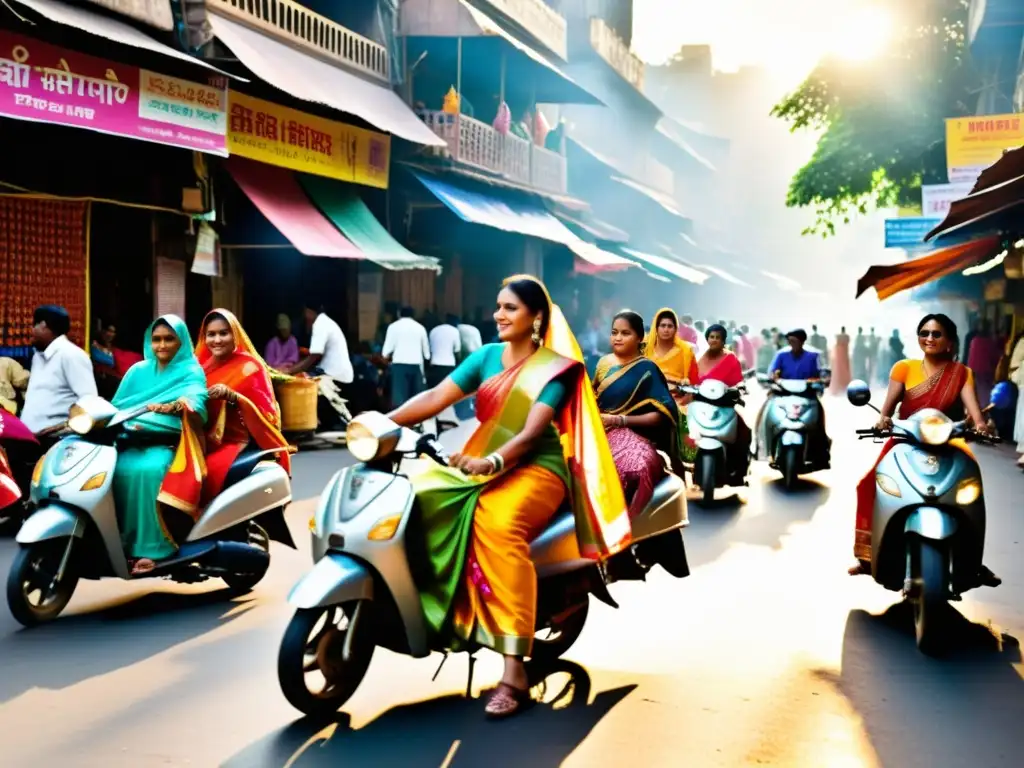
top-left (417, 110), bottom-right (567, 194)
top-left (209, 0), bottom-right (389, 82)
top-left (589, 16), bottom-right (643, 91)
top-left (477, 0), bottom-right (567, 60)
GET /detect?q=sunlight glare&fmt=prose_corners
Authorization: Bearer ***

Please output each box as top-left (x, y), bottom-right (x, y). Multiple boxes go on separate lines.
top-left (826, 6), bottom-right (893, 62)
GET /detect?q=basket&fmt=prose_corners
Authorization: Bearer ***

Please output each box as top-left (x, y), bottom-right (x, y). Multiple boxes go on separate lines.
top-left (276, 378), bottom-right (318, 433)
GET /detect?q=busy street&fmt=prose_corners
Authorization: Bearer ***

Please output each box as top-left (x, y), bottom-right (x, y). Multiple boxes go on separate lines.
top-left (0, 393), bottom-right (1021, 767)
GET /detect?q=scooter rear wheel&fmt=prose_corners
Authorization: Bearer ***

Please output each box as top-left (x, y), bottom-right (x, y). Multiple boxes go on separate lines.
top-left (6, 541), bottom-right (79, 627)
top-left (531, 598), bottom-right (589, 665)
top-left (278, 603), bottom-right (375, 718)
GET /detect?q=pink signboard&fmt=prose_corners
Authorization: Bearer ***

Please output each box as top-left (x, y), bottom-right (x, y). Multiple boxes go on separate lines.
top-left (0, 31), bottom-right (227, 155)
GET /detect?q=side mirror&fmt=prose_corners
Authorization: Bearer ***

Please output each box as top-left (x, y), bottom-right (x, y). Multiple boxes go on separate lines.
top-left (847, 380), bottom-right (871, 407)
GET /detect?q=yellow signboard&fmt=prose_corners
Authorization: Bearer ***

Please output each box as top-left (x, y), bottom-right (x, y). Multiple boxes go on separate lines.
top-left (945, 113), bottom-right (1024, 181)
top-left (227, 91), bottom-right (390, 189)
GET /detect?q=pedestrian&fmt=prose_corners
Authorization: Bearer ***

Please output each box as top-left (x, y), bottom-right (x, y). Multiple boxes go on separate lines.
top-left (809, 324), bottom-right (829, 362)
top-left (20, 305), bottom-right (97, 437)
top-left (264, 313), bottom-right (300, 371)
top-left (382, 306), bottom-right (430, 408)
top-left (428, 314), bottom-right (462, 388)
top-left (457, 316), bottom-right (483, 362)
top-left (1009, 331), bottom-right (1024, 466)
top-left (967, 320), bottom-right (1000, 406)
top-left (287, 302), bottom-right (355, 429)
top-left (852, 327), bottom-right (870, 382)
top-left (829, 326), bottom-right (852, 394)
top-left (678, 314), bottom-right (699, 345)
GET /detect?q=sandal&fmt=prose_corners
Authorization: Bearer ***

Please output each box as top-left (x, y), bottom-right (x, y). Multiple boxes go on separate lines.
top-left (484, 682), bottom-right (533, 719)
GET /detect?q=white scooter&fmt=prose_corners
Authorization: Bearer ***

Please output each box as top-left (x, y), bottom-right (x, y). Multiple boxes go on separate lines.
top-left (277, 412), bottom-right (691, 718)
top-left (7, 395), bottom-right (295, 626)
top-left (680, 379), bottom-right (750, 505)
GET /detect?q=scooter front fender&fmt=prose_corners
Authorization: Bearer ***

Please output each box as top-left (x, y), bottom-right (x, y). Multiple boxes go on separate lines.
top-left (780, 431), bottom-right (805, 447)
top-left (288, 553), bottom-right (374, 610)
top-left (16, 505), bottom-right (83, 544)
top-left (696, 438), bottom-right (724, 453)
top-left (905, 506), bottom-right (958, 541)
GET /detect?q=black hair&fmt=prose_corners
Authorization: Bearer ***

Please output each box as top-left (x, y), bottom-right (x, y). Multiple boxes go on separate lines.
top-left (654, 310), bottom-right (677, 329)
top-left (706, 323), bottom-right (728, 341)
top-left (612, 310), bottom-right (646, 345)
top-left (400, 306), bottom-right (415, 318)
top-left (917, 313), bottom-right (960, 360)
top-left (503, 276), bottom-right (551, 340)
top-left (34, 305), bottom-right (70, 337)
top-left (446, 313), bottom-right (460, 326)
top-left (303, 300), bottom-right (324, 313)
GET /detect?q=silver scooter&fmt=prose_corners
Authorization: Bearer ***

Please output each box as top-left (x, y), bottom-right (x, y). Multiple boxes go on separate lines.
top-left (755, 374), bottom-right (829, 488)
top-left (277, 412), bottom-right (690, 718)
top-left (7, 395), bottom-right (295, 626)
top-left (847, 381), bottom-right (998, 655)
top-left (680, 379), bottom-right (750, 505)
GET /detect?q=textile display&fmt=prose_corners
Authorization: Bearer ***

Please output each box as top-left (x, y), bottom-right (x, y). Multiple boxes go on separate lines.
top-left (0, 197), bottom-right (89, 355)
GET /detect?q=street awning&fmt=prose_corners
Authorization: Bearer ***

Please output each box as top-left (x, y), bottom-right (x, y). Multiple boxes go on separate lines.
top-left (551, 209), bottom-right (629, 242)
top-left (621, 248), bottom-right (709, 285)
top-left (208, 14), bottom-right (445, 147)
top-left (926, 146), bottom-right (1024, 241)
top-left (568, 242), bottom-right (636, 271)
top-left (856, 236), bottom-right (1002, 300)
top-left (11, 0), bottom-right (239, 77)
top-left (226, 157), bottom-right (362, 259)
top-left (609, 175), bottom-right (687, 220)
top-left (298, 176), bottom-right (440, 272)
top-left (653, 121), bottom-right (717, 173)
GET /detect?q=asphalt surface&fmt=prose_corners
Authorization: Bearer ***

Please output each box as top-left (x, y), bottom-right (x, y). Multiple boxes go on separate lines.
top-left (0, 397), bottom-right (1021, 767)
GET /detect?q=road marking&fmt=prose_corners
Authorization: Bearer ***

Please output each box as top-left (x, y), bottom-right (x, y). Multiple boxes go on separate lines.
top-left (440, 739), bottom-right (461, 768)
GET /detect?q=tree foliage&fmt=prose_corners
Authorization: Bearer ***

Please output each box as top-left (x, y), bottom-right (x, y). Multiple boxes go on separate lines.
top-left (771, 0), bottom-right (980, 236)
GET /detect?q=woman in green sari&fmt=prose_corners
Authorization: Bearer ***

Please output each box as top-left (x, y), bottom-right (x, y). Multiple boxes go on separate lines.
top-left (111, 315), bottom-right (208, 574)
top-left (389, 276), bottom-right (628, 719)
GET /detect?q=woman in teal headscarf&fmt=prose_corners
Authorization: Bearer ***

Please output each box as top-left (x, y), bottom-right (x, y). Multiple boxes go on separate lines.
top-left (111, 315), bottom-right (208, 574)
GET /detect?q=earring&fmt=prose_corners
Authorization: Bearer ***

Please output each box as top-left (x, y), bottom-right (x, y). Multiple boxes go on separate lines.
top-left (531, 317), bottom-right (542, 345)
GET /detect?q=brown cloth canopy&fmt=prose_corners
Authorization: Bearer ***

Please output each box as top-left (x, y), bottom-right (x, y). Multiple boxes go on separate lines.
top-left (856, 236), bottom-right (1001, 300)
top-left (926, 147), bottom-right (1024, 241)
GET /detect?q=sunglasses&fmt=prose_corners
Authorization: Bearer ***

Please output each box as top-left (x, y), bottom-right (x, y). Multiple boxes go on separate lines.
top-left (918, 330), bottom-right (944, 339)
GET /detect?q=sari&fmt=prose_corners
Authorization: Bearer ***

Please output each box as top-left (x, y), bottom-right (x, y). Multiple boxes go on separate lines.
top-left (696, 351), bottom-right (743, 386)
top-left (594, 355), bottom-right (682, 518)
top-left (195, 309), bottom-right (291, 504)
top-left (853, 360), bottom-right (970, 562)
top-left (111, 316), bottom-right (208, 560)
top-left (410, 302), bottom-right (627, 656)
top-left (645, 309), bottom-right (698, 461)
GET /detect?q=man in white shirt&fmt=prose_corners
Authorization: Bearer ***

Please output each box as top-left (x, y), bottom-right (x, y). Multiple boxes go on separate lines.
top-left (289, 303), bottom-right (354, 429)
top-left (382, 306), bottom-right (429, 408)
top-left (428, 314), bottom-right (462, 387)
top-left (456, 317), bottom-right (483, 362)
top-left (20, 305), bottom-right (97, 435)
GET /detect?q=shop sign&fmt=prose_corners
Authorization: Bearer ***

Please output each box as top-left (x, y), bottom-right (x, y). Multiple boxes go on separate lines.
top-left (227, 91), bottom-right (391, 189)
top-left (884, 217), bottom-right (941, 248)
top-left (921, 182), bottom-right (973, 218)
top-left (0, 31), bottom-right (227, 155)
top-left (84, 0), bottom-right (174, 31)
top-left (945, 113), bottom-right (1024, 182)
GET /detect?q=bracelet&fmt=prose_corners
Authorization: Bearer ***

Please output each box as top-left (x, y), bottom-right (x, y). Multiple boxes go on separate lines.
top-left (618, 415), bottom-right (627, 428)
top-left (485, 452), bottom-right (505, 474)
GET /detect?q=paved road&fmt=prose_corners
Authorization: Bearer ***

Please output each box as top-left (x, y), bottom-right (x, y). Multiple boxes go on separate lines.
top-left (0, 398), bottom-right (1020, 767)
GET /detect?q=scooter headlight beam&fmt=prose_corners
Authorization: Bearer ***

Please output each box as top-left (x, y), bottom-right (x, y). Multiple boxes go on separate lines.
top-left (918, 414), bottom-right (954, 446)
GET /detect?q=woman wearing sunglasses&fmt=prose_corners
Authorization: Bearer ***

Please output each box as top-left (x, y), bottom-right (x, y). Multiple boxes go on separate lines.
top-left (850, 314), bottom-right (998, 583)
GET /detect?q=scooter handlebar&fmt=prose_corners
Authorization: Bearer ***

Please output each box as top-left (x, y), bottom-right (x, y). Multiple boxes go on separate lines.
top-left (415, 433), bottom-right (450, 466)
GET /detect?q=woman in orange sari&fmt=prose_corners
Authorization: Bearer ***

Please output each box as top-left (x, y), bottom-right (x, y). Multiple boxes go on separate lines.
top-left (195, 309), bottom-right (291, 504)
top-left (389, 276), bottom-right (628, 719)
top-left (851, 314), bottom-right (998, 584)
top-left (645, 308), bottom-right (698, 462)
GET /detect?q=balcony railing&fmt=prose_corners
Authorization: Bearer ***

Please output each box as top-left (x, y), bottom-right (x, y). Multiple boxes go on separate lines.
top-left (209, 0), bottom-right (389, 82)
top-left (417, 110), bottom-right (567, 194)
top-left (478, 0), bottom-right (567, 60)
top-left (589, 16), bottom-right (643, 90)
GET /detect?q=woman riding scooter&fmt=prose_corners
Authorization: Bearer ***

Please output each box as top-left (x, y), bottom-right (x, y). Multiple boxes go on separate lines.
top-left (386, 275), bottom-right (627, 719)
top-left (851, 313), bottom-right (999, 585)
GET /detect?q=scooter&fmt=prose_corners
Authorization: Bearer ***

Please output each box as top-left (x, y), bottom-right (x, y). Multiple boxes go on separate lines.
top-left (7, 395), bottom-right (295, 626)
top-left (680, 379), bottom-right (750, 505)
top-left (0, 411), bottom-right (40, 530)
top-left (755, 374), bottom-right (829, 489)
top-left (847, 381), bottom-right (998, 655)
top-left (277, 412), bottom-right (691, 718)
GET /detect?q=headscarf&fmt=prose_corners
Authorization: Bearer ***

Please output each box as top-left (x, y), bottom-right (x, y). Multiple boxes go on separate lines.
top-left (493, 101), bottom-right (511, 135)
top-left (644, 308), bottom-right (698, 385)
top-left (113, 315), bottom-right (208, 432)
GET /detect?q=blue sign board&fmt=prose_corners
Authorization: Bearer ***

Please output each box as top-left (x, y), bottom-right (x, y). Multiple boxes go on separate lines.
top-left (884, 218), bottom-right (941, 248)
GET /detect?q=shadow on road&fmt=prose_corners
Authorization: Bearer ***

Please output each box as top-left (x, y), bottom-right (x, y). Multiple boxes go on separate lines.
top-left (826, 603), bottom-right (1023, 767)
top-left (0, 587), bottom-right (254, 706)
top-left (225, 660), bottom-right (635, 768)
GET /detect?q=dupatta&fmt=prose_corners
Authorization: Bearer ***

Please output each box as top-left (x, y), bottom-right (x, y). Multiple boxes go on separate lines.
top-left (195, 309), bottom-right (291, 475)
top-left (645, 308), bottom-right (698, 386)
top-left (112, 315), bottom-right (209, 518)
top-left (697, 352), bottom-right (743, 386)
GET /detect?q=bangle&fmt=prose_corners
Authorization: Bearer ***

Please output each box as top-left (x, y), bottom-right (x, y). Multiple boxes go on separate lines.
top-left (486, 452), bottom-right (505, 474)
top-left (619, 415), bottom-right (627, 428)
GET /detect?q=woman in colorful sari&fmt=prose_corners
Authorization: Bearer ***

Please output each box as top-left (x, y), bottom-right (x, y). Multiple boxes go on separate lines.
top-left (195, 309), bottom-right (291, 505)
top-left (111, 316), bottom-right (208, 575)
top-left (645, 308), bottom-right (698, 462)
top-left (595, 311), bottom-right (683, 519)
top-left (696, 324), bottom-right (744, 386)
top-left (851, 314), bottom-right (999, 584)
top-left (388, 275), bottom-right (628, 719)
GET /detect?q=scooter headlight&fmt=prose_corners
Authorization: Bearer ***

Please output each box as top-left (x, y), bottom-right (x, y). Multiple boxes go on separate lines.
top-left (918, 414), bottom-right (953, 446)
top-left (954, 478), bottom-right (980, 506)
top-left (346, 421), bottom-right (381, 462)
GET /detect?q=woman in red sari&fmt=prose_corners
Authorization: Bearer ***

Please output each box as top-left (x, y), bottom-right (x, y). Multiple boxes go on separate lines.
top-left (696, 324), bottom-right (743, 386)
top-left (851, 314), bottom-right (998, 583)
top-left (196, 309), bottom-right (291, 505)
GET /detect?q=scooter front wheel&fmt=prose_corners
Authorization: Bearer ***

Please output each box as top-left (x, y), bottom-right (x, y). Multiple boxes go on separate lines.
top-left (780, 446), bottom-right (800, 490)
top-left (278, 603), bottom-right (375, 718)
top-left (912, 539), bottom-right (949, 656)
top-left (697, 453), bottom-right (716, 506)
top-left (6, 540), bottom-right (79, 627)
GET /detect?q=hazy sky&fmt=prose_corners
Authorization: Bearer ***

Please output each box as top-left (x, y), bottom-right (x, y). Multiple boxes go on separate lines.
top-left (633, 0), bottom-right (870, 79)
